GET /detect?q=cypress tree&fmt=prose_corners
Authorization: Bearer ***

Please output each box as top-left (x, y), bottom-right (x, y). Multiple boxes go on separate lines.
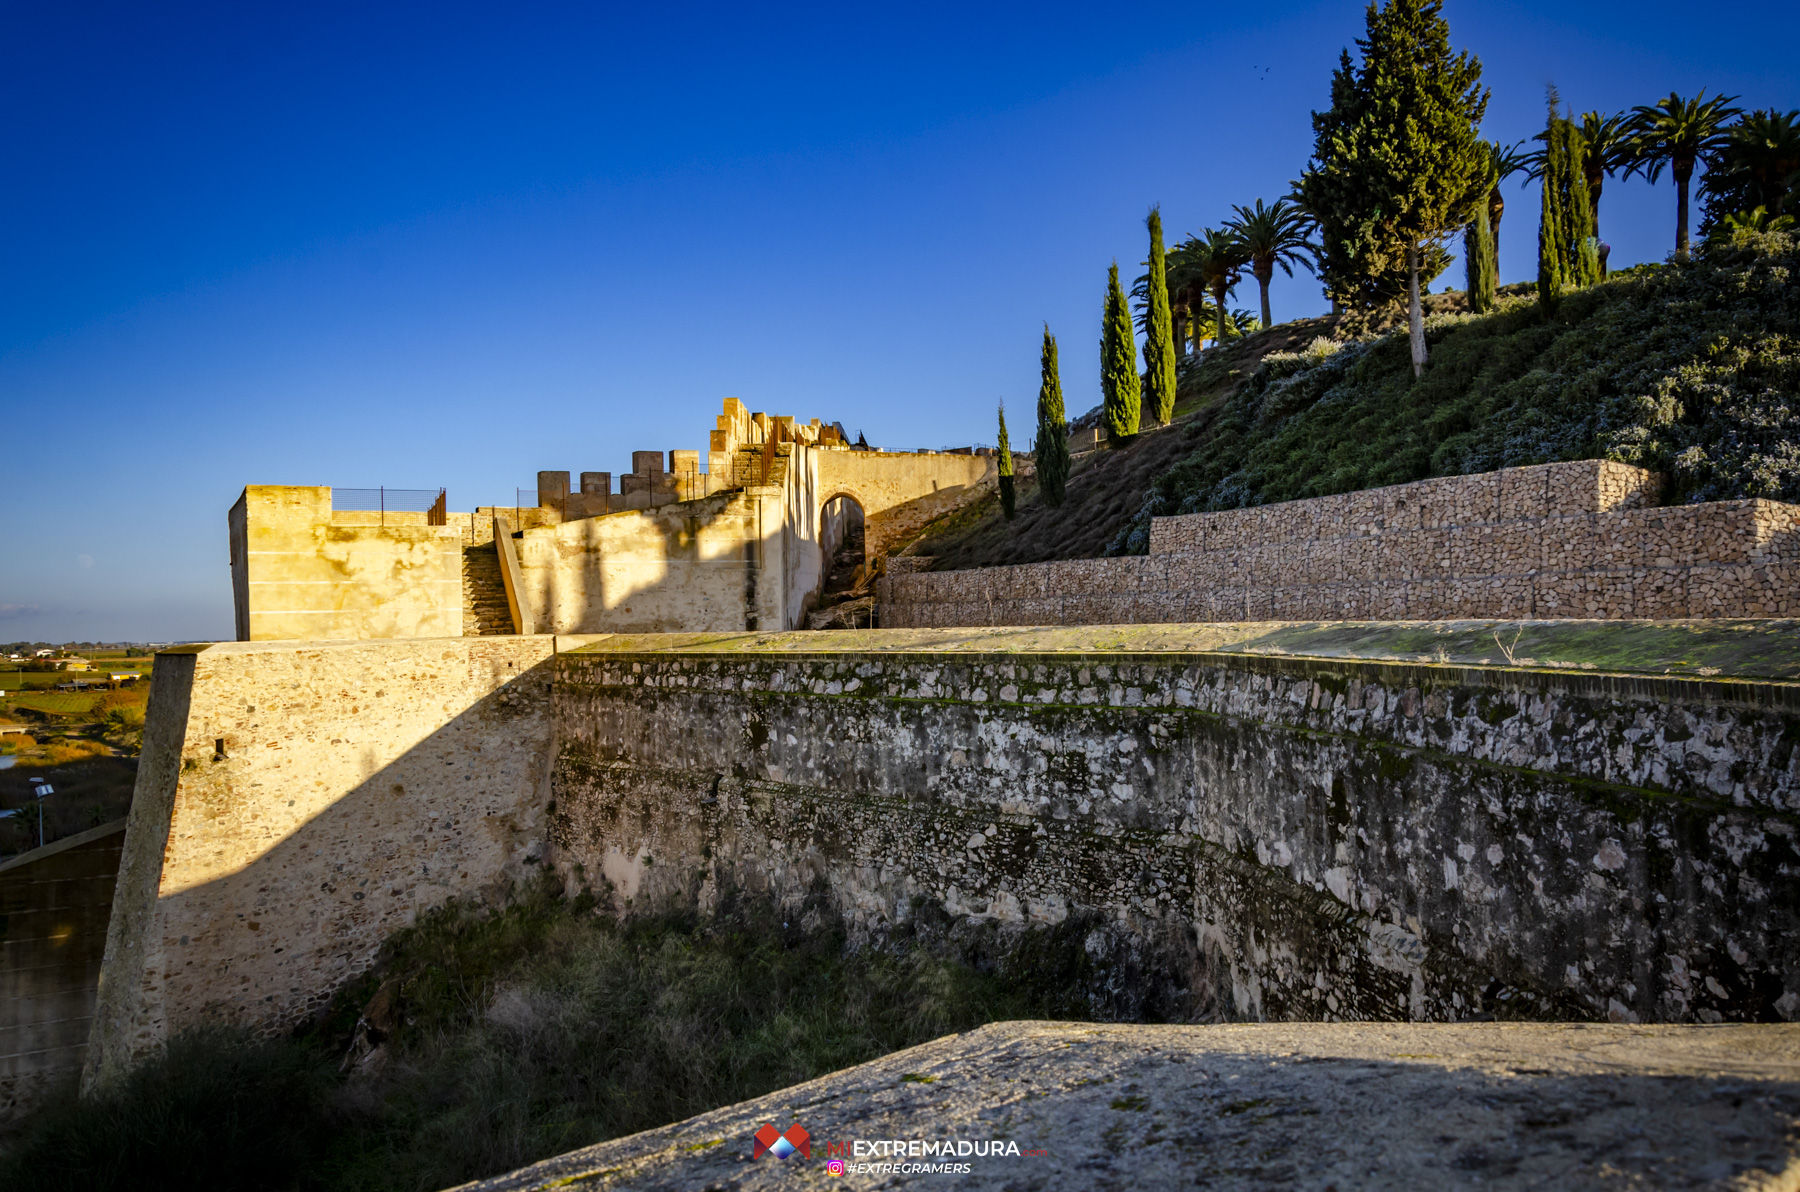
top-left (1464, 200), bottom-right (1496, 313)
top-left (1295, 0), bottom-right (1489, 374)
top-left (1100, 262), bottom-right (1140, 440)
top-left (1538, 88), bottom-right (1598, 309)
top-left (1035, 326), bottom-right (1069, 508)
top-left (996, 401), bottom-right (1016, 520)
top-left (1141, 207), bottom-right (1178, 426)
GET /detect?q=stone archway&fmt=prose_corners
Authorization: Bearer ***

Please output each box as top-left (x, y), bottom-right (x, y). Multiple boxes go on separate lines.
top-left (817, 491), bottom-right (868, 589)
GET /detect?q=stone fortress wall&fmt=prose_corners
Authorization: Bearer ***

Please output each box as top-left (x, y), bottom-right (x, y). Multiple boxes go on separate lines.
top-left (880, 460), bottom-right (1800, 626)
top-left (81, 629), bottom-right (1800, 1093)
top-left (82, 637), bottom-right (563, 1091)
top-left (231, 398), bottom-right (995, 642)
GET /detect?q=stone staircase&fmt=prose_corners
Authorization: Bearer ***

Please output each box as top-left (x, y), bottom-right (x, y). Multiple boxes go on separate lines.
top-left (462, 543), bottom-right (513, 635)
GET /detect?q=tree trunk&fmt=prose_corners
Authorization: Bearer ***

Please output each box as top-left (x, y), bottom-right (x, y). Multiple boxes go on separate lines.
top-left (1407, 243), bottom-right (1427, 377)
top-left (1490, 186), bottom-right (1506, 272)
top-left (1675, 162), bottom-right (1693, 260)
top-left (1257, 266), bottom-right (1273, 330)
top-left (1215, 288), bottom-right (1230, 342)
top-left (1173, 307), bottom-right (1188, 357)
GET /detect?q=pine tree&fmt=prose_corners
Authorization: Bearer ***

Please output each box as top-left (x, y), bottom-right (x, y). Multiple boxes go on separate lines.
top-left (1141, 207), bottom-right (1178, 426)
top-left (996, 400), bottom-right (1016, 520)
top-left (1035, 326), bottom-right (1069, 508)
top-left (1464, 200), bottom-right (1496, 313)
top-left (1538, 88), bottom-right (1598, 308)
top-left (1100, 263), bottom-right (1140, 440)
top-left (1295, 0), bottom-right (1489, 375)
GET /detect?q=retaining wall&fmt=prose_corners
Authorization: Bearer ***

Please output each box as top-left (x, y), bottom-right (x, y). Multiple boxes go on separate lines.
top-left (84, 628), bottom-right (1800, 1092)
top-left (881, 461), bottom-right (1800, 626)
top-left (550, 632), bottom-right (1800, 1027)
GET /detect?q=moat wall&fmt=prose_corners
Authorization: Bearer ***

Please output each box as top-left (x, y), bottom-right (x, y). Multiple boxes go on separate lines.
top-left (549, 635), bottom-right (1800, 1027)
top-left (82, 636), bottom-right (564, 1089)
top-left (82, 630), bottom-right (1800, 1088)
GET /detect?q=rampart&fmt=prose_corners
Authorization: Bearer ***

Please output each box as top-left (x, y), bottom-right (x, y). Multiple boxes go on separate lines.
top-left (82, 636), bottom-right (564, 1089)
top-left (83, 628), bottom-right (1800, 1091)
top-left (880, 460), bottom-right (1800, 626)
top-left (232, 399), bottom-right (994, 641)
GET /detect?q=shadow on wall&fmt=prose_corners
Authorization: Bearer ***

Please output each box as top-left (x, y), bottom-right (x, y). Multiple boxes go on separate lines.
top-left (83, 638), bottom-right (563, 1091)
top-left (0, 820), bottom-right (127, 1122)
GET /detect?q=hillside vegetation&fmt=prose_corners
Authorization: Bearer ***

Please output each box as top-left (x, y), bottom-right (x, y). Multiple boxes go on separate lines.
top-left (913, 232), bottom-right (1799, 568)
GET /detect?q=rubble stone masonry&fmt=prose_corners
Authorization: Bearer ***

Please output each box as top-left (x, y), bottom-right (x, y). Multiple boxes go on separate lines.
top-left (880, 461), bottom-right (1800, 626)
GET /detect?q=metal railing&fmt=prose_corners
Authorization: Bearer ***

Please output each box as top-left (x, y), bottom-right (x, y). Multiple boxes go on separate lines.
top-left (334, 487), bottom-right (447, 525)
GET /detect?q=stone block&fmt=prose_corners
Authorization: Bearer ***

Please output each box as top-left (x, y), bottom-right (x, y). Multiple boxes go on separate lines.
top-left (1194, 587), bottom-right (1247, 622)
top-left (1544, 461), bottom-right (1603, 519)
top-left (1488, 575), bottom-right (1534, 620)
top-left (1497, 465), bottom-right (1549, 523)
top-left (1404, 579), bottom-right (1454, 620)
top-left (1453, 472), bottom-right (1500, 527)
top-left (1590, 510), bottom-right (1651, 571)
top-left (1304, 539), bottom-right (1342, 584)
top-left (1337, 536), bottom-right (1381, 584)
top-left (1149, 514), bottom-right (1205, 555)
top-left (538, 470), bottom-right (571, 509)
top-left (1311, 492), bottom-right (1350, 542)
top-left (1415, 477), bottom-right (1462, 529)
top-left (1269, 586), bottom-right (1309, 621)
top-left (1379, 483), bottom-right (1424, 533)
top-left (1345, 487), bottom-right (1388, 537)
top-left (1367, 581), bottom-right (1410, 620)
top-left (1539, 516), bottom-right (1597, 574)
top-left (632, 451), bottom-right (665, 476)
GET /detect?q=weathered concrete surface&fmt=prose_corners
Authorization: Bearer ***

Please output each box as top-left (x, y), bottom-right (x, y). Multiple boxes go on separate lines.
top-left (83, 636), bottom-right (564, 1090)
top-left (453, 1020), bottom-right (1800, 1191)
top-left (552, 626), bottom-right (1800, 1026)
top-left (0, 820), bottom-right (126, 1121)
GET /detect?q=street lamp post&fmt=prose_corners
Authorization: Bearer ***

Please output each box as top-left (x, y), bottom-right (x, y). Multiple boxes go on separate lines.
top-left (29, 778), bottom-right (53, 849)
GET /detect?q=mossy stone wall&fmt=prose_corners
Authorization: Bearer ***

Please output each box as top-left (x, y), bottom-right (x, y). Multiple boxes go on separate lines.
top-left (552, 644), bottom-right (1800, 1025)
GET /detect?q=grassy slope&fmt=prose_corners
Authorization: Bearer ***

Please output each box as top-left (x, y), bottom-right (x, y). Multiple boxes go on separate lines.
top-left (915, 232), bottom-right (1799, 567)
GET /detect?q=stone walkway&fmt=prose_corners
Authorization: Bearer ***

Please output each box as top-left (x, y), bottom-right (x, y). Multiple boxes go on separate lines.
top-left (451, 1020), bottom-right (1800, 1191)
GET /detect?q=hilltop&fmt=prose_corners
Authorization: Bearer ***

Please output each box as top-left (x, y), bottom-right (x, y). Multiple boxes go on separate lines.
top-left (907, 231), bottom-right (1800, 570)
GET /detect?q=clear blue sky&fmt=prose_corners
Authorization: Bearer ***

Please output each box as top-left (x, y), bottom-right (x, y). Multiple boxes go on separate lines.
top-left (3, 1), bottom-right (1795, 642)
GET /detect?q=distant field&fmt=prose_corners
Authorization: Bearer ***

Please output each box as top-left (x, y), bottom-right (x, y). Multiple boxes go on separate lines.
top-left (8, 692), bottom-right (101, 715)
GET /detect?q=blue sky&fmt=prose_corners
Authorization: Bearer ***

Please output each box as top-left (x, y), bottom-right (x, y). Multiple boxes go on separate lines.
top-left (3, 1), bottom-right (1796, 642)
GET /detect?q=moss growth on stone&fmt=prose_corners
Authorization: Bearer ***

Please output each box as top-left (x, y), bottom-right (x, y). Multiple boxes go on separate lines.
top-left (573, 619), bottom-right (1800, 682)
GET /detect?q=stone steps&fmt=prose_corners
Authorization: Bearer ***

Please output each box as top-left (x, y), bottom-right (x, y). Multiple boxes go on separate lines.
top-left (462, 544), bottom-right (513, 635)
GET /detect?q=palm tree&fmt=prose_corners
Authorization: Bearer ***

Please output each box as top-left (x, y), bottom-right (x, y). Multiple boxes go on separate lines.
top-left (1576, 112), bottom-right (1635, 273)
top-left (1700, 109), bottom-right (1800, 230)
top-left (1223, 199), bottom-right (1317, 330)
top-left (1628, 90), bottom-right (1742, 259)
top-left (1186, 228), bottom-right (1250, 347)
top-left (1164, 240), bottom-right (1209, 355)
top-left (1486, 140), bottom-right (1531, 266)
